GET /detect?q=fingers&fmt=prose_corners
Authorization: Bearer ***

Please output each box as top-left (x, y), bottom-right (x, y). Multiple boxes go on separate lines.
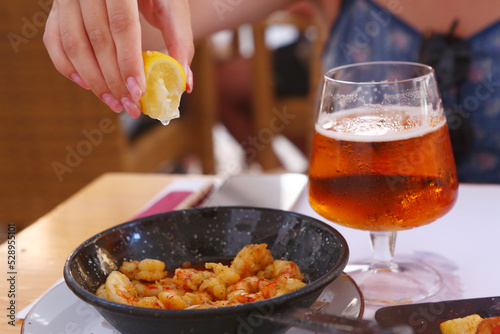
top-left (43, 0), bottom-right (195, 119)
top-left (44, 0), bottom-right (144, 118)
top-left (44, 0), bottom-right (89, 90)
top-left (105, 0), bottom-right (145, 112)
top-left (80, 0), bottom-right (126, 105)
top-left (157, 0), bottom-right (194, 92)
top-left (140, 0), bottom-right (194, 92)
top-left (58, 0), bottom-right (131, 114)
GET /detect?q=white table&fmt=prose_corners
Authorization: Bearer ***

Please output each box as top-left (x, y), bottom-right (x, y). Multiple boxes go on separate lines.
top-left (294, 183), bottom-right (500, 317)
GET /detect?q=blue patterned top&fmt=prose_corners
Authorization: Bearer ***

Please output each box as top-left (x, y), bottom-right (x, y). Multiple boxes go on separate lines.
top-left (323, 0), bottom-right (500, 183)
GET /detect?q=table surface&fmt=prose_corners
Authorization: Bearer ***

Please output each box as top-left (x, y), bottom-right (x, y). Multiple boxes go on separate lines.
top-left (294, 181), bottom-right (500, 317)
top-left (0, 173), bottom-right (213, 334)
top-left (2, 172), bottom-right (500, 333)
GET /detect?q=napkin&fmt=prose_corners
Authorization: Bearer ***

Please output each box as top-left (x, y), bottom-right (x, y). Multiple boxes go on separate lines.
top-left (133, 179), bottom-right (215, 218)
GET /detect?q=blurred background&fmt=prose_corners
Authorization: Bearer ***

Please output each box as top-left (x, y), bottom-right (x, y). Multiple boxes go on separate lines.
top-left (0, 1), bottom-right (327, 242)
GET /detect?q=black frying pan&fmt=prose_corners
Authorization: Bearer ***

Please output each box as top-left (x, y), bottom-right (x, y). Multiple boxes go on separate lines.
top-left (64, 206), bottom-right (349, 334)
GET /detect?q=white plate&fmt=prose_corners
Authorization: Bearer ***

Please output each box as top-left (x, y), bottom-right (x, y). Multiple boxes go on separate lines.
top-left (21, 273), bottom-right (363, 334)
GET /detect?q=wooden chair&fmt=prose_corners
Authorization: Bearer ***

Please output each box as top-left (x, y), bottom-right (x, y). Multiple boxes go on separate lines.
top-left (250, 11), bottom-right (327, 171)
top-left (0, 1), bottom-right (216, 231)
top-left (125, 38), bottom-right (217, 175)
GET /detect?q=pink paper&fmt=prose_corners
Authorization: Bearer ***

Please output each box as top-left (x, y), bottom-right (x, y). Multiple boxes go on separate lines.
top-left (133, 191), bottom-right (193, 219)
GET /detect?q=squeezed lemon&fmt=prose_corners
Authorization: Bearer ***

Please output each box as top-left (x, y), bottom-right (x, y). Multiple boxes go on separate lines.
top-left (140, 51), bottom-right (186, 125)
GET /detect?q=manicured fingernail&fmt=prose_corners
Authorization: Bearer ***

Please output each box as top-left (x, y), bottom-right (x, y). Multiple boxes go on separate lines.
top-left (102, 93), bottom-right (122, 112)
top-left (121, 97), bottom-right (141, 118)
top-left (71, 73), bottom-right (89, 90)
top-left (126, 76), bottom-right (143, 102)
top-left (185, 66), bottom-right (193, 93)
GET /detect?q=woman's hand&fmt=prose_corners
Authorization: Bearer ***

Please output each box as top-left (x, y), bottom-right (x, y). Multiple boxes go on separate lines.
top-left (43, 0), bottom-right (194, 118)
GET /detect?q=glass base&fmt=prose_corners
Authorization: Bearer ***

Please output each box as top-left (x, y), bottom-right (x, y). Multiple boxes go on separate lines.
top-left (347, 258), bottom-right (442, 306)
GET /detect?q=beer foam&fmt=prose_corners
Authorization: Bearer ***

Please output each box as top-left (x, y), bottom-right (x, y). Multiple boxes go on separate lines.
top-left (316, 106), bottom-right (446, 142)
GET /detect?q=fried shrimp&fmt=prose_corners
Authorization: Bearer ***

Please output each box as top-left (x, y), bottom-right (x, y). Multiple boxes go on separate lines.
top-left (120, 261), bottom-right (139, 279)
top-left (205, 263), bottom-right (240, 285)
top-left (135, 296), bottom-right (165, 309)
top-left (191, 299), bottom-right (241, 309)
top-left (181, 291), bottom-right (213, 306)
top-left (132, 280), bottom-right (164, 297)
top-left (199, 262), bottom-right (240, 300)
top-left (226, 276), bottom-right (262, 295)
top-left (199, 263), bottom-right (241, 300)
top-left (97, 244), bottom-right (307, 310)
top-left (158, 290), bottom-right (188, 309)
top-left (230, 244), bottom-right (274, 278)
top-left (226, 276), bottom-right (266, 303)
top-left (95, 284), bottom-right (107, 299)
top-left (199, 277), bottom-right (227, 300)
top-left (261, 276), bottom-right (307, 299)
top-left (173, 268), bottom-right (213, 291)
top-left (104, 271), bottom-right (139, 305)
top-left (261, 260), bottom-right (304, 280)
top-left (135, 259), bottom-right (167, 281)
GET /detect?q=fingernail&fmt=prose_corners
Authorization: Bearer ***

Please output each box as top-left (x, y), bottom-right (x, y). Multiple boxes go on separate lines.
top-left (185, 66), bottom-right (193, 93)
top-left (121, 97), bottom-right (141, 119)
top-left (71, 73), bottom-right (89, 90)
top-left (102, 93), bottom-right (123, 112)
top-left (126, 76), bottom-right (143, 102)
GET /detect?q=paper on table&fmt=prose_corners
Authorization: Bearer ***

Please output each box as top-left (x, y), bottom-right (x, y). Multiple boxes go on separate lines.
top-left (17, 179), bottom-right (214, 320)
top-left (133, 179), bottom-right (214, 218)
top-left (203, 173), bottom-right (307, 210)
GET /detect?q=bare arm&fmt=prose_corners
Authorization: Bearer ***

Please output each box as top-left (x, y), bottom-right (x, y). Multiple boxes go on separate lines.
top-left (141, 0), bottom-right (297, 51)
top-left (190, 0), bottom-right (296, 39)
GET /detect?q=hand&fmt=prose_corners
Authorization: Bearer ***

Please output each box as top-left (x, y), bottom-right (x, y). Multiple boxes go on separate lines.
top-left (43, 0), bottom-right (194, 118)
top-left (139, 0), bottom-right (194, 90)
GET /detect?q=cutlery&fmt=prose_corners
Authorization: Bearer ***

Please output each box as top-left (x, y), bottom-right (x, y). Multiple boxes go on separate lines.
top-left (260, 307), bottom-right (414, 333)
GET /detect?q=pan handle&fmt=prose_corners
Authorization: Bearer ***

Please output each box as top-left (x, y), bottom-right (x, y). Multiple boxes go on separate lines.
top-left (257, 307), bottom-right (414, 334)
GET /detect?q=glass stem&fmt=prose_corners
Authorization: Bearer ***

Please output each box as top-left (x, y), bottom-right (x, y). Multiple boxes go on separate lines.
top-left (369, 231), bottom-right (398, 271)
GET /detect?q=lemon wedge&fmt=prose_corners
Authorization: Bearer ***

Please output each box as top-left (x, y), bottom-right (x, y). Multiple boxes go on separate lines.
top-left (140, 50), bottom-right (186, 125)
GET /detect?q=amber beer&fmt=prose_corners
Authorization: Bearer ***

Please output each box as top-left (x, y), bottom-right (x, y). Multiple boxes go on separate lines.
top-left (308, 108), bottom-right (458, 231)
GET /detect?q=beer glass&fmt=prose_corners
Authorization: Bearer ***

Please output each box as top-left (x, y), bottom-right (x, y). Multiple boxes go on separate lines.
top-left (308, 62), bottom-right (458, 305)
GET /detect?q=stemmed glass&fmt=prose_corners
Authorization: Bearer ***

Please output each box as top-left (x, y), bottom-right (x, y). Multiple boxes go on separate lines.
top-left (308, 62), bottom-right (458, 305)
